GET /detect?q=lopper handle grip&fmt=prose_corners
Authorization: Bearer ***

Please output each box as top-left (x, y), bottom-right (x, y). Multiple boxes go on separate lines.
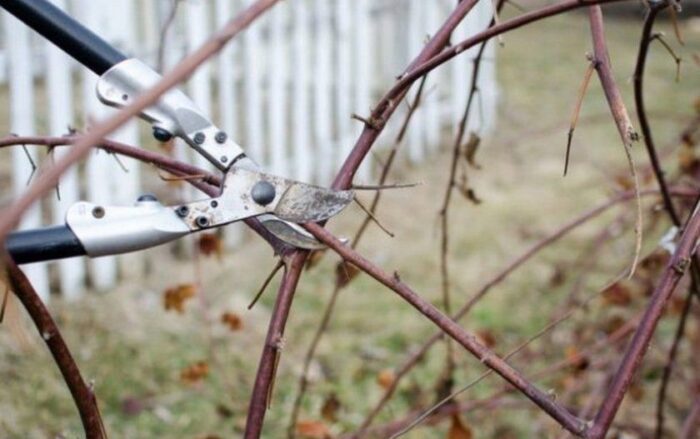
top-left (0, 0), bottom-right (126, 75)
top-left (5, 225), bottom-right (86, 264)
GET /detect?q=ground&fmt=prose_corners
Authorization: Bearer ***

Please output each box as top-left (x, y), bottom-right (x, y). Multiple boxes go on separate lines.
top-left (1, 9), bottom-right (700, 439)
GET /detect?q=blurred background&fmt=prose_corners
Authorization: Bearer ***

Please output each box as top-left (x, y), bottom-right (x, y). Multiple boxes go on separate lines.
top-left (0, 0), bottom-right (699, 438)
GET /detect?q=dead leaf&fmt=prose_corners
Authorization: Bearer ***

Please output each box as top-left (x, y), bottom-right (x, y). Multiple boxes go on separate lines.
top-left (463, 133), bottom-right (482, 169)
top-left (198, 233), bottom-right (223, 259)
top-left (163, 284), bottom-right (197, 313)
top-left (601, 282), bottom-right (632, 307)
top-left (180, 361), bottom-right (209, 384)
top-left (475, 329), bottom-right (497, 349)
top-left (447, 414), bottom-right (473, 439)
top-left (603, 315), bottom-right (627, 335)
top-left (564, 346), bottom-right (589, 373)
top-left (306, 249), bottom-right (327, 271)
top-left (221, 312), bottom-right (243, 331)
top-left (377, 369), bottom-right (396, 390)
top-left (335, 261), bottom-right (360, 289)
top-left (295, 420), bottom-right (331, 439)
top-left (320, 393), bottom-right (341, 423)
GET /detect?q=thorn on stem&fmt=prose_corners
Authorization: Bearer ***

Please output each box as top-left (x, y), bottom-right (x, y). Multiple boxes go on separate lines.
top-left (351, 182), bottom-right (421, 191)
top-left (351, 113), bottom-right (385, 131)
top-left (20, 144), bottom-right (37, 186)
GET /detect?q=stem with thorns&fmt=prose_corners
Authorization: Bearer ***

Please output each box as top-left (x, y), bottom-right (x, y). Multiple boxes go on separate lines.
top-left (4, 256), bottom-right (106, 438)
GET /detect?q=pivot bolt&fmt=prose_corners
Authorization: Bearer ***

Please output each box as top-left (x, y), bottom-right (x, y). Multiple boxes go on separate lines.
top-left (215, 131), bottom-right (227, 144)
top-left (195, 216), bottom-right (209, 228)
top-left (251, 181), bottom-right (276, 206)
top-left (175, 205), bottom-right (189, 217)
top-left (193, 132), bottom-right (206, 144)
top-left (152, 127), bottom-right (173, 142)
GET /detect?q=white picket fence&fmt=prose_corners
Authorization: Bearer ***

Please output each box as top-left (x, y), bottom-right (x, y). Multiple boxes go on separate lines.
top-left (1, 0), bottom-right (498, 302)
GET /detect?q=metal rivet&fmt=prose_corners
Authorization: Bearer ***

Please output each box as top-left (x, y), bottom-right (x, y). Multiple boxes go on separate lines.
top-left (176, 205), bottom-right (189, 217)
top-left (220, 156), bottom-right (228, 163)
top-left (215, 131), bottom-right (227, 144)
top-left (152, 127), bottom-right (173, 142)
top-left (210, 200), bottom-right (218, 208)
top-left (195, 216), bottom-right (209, 228)
top-left (251, 181), bottom-right (276, 206)
top-left (92, 206), bottom-right (105, 219)
top-left (194, 132), bottom-right (206, 144)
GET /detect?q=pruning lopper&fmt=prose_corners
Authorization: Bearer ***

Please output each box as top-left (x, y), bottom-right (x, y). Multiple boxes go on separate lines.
top-left (2, 0), bottom-right (352, 264)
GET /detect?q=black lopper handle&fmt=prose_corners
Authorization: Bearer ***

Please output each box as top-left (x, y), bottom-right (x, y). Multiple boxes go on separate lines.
top-left (6, 225), bottom-right (86, 264)
top-left (0, 0), bottom-right (126, 75)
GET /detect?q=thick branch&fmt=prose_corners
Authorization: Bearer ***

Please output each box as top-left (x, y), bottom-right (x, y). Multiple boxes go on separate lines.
top-left (589, 197), bottom-right (700, 438)
top-left (304, 223), bottom-right (587, 436)
top-left (4, 256), bottom-right (105, 438)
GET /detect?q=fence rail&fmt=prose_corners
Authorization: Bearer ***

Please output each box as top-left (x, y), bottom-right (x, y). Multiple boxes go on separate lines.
top-left (0, 0), bottom-right (497, 301)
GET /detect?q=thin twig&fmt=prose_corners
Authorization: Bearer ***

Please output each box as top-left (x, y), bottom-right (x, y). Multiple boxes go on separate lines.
top-left (589, 5), bottom-right (642, 277)
top-left (655, 287), bottom-right (695, 439)
top-left (351, 182), bottom-right (420, 191)
top-left (305, 222), bottom-right (587, 436)
top-left (248, 260), bottom-right (285, 309)
top-left (589, 197), bottom-right (700, 438)
top-left (353, 196), bottom-right (394, 238)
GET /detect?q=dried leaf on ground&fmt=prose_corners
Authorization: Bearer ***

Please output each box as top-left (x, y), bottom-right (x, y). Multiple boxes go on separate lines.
top-left (163, 283), bottom-right (197, 313)
top-left (321, 393), bottom-right (341, 422)
top-left (377, 368), bottom-right (396, 390)
top-left (221, 312), bottom-right (243, 331)
top-left (447, 414), bottom-right (473, 439)
top-left (180, 361), bottom-right (209, 384)
top-left (295, 420), bottom-right (332, 439)
top-left (198, 233), bottom-right (223, 258)
top-left (601, 282), bottom-right (632, 307)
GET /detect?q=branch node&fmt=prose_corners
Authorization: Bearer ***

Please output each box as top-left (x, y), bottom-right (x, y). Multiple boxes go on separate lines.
top-left (351, 113), bottom-right (385, 131)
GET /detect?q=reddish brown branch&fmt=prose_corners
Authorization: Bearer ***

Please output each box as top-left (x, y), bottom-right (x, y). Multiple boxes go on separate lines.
top-left (680, 395), bottom-right (700, 439)
top-left (244, 254), bottom-right (304, 438)
top-left (4, 256), bottom-right (105, 438)
top-left (304, 222), bottom-right (586, 436)
top-left (355, 188), bottom-right (697, 434)
top-left (588, 4), bottom-right (642, 275)
top-left (656, 288), bottom-right (695, 439)
top-left (589, 197), bottom-right (700, 438)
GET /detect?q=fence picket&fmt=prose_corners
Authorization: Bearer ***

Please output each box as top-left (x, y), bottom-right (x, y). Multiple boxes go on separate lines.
top-left (80, 0), bottom-right (118, 291)
top-left (292, 1), bottom-right (311, 183)
top-left (335, 0), bottom-right (352, 171)
top-left (3, 12), bottom-right (50, 301)
top-left (352, 0), bottom-right (372, 180)
top-left (407, 0), bottom-right (425, 163)
top-left (47, 0), bottom-right (85, 300)
top-left (269, 5), bottom-right (289, 177)
top-left (242, 0), bottom-right (265, 166)
top-left (313, 0), bottom-right (333, 185)
top-left (216, 0), bottom-right (243, 247)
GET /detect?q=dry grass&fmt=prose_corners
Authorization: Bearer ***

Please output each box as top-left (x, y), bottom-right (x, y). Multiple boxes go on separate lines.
top-left (1, 11), bottom-right (699, 439)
